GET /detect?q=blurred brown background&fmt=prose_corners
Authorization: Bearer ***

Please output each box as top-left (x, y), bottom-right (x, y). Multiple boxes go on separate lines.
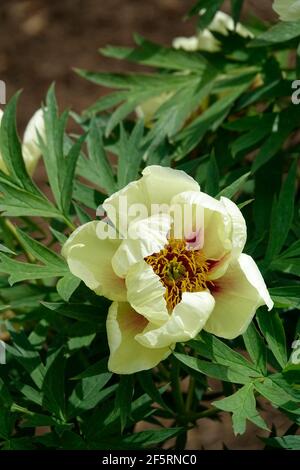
top-left (0, 0), bottom-right (275, 129)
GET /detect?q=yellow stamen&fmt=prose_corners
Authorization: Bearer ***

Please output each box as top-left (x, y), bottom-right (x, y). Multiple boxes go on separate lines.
top-left (145, 239), bottom-right (209, 311)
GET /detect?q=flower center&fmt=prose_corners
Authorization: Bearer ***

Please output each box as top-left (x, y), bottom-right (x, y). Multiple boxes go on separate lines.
top-left (145, 239), bottom-right (209, 311)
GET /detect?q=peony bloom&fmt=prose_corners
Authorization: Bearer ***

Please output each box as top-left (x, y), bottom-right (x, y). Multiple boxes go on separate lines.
top-left (62, 166), bottom-right (273, 374)
top-left (0, 108), bottom-right (45, 175)
top-left (173, 11), bottom-right (253, 53)
top-left (273, 0), bottom-right (300, 21)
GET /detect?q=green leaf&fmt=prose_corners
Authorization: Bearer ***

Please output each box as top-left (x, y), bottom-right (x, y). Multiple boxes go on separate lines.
top-left (56, 273), bottom-right (81, 302)
top-left (188, 0), bottom-right (224, 29)
top-left (144, 68), bottom-right (216, 148)
top-left (231, 0), bottom-right (244, 23)
top-left (213, 383), bottom-right (269, 435)
top-left (101, 36), bottom-right (207, 72)
top-left (174, 352), bottom-right (251, 384)
top-left (264, 435), bottom-right (300, 450)
top-left (0, 253), bottom-right (68, 284)
top-left (256, 310), bottom-right (287, 369)
top-left (0, 243), bottom-right (15, 255)
top-left (15, 228), bottom-right (66, 268)
top-left (115, 375), bottom-right (134, 432)
top-left (175, 82), bottom-right (252, 157)
top-left (68, 373), bottom-right (112, 417)
top-left (217, 172), bottom-right (250, 199)
top-left (270, 258), bottom-right (300, 277)
top-left (265, 160), bottom-right (297, 262)
top-left (0, 175), bottom-right (61, 219)
top-left (205, 152), bottom-right (219, 196)
top-left (86, 118), bottom-right (117, 195)
top-left (110, 428), bottom-right (183, 450)
top-left (269, 285), bottom-right (300, 309)
top-left (243, 322), bottom-right (267, 375)
top-left (117, 121), bottom-right (144, 188)
top-left (254, 375), bottom-right (300, 416)
top-left (190, 332), bottom-right (261, 377)
top-left (137, 370), bottom-right (173, 414)
top-left (42, 348), bottom-right (66, 419)
top-left (60, 134), bottom-right (86, 214)
top-left (41, 301), bottom-right (106, 325)
top-left (252, 115), bottom-right (300, 173)
top-left (249, 21), bottom-right (300, 47)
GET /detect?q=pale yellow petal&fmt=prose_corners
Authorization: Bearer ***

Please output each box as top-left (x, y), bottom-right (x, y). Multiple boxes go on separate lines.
top-left (220, 196), bottom-right (247, 259)
top-left (107, 302), bottom-right (172, 374)
top-left (102, 165), bottom-right (200, 235)
top-left (273, 0), bottom-right (300, 22)
top-left (136, 291), bottom-right (215, 349)
top-left (112, 213), bottom-right (172, 278)
top-left (22, 108), bottom-right (45, 175)
top-left (141, 165), bottom-right (200, 206)
top-left (62, 221), bottom-right (126, 301)
top-left (171, 190), bottom-right (231, 260)
top-left (204, 254), bottom-right (274, 339)
top-left (126, 260), bottom-right (169, 325)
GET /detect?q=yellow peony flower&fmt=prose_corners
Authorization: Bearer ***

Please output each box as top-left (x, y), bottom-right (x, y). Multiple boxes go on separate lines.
top-left (0, 107), bottom-right (45, 175)
top-left (273, 0), bottom-right (300, 21)
top-left (62, 166), bottom-right (273, 374)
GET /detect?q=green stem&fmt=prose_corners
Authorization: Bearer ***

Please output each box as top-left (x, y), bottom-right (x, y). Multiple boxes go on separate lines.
top-left (185, 376), bottom-right (195, 413)
top-left (188, 407), bottom-right (219, 421)
top-left (170, 357), bottom-right (185, 418)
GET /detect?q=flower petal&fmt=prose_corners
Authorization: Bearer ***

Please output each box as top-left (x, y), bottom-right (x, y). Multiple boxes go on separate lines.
top-left (62, 221), bottom-right (126, 301)
top-left (136, 291), bottom-right (215, 349)
top-left (103, 165), bottom-right (200, 235)
top-left (112, 213), bottom-right (172, 278)
top-left (141, 165), bottom-right (200, 206)
top-left (22, 109), bottom-right (45, 175)
top-left (220, 196), bottom-right (247, 259)
top-left (171, 191), bottom-right (231, 260)
top-left (107, 302), bottom-right (172, 374)
top-left (170, 191), bottom-right (246, 262)
top-left (204, 254), bottom-right (274, 339)
top-left (126, 260), bottom-right (169, 325)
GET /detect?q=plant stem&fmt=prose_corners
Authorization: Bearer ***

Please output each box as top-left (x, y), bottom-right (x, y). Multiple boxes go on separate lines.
top-left (185, 376), bottom-right (195, 413)
top-left (170, 357), bottom-right (185, 418)
top-left (188, 407), bottom-right (219, 421)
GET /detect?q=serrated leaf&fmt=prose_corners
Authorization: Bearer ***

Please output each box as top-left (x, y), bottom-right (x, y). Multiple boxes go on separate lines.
top-left (213, 383), bottom-right (269, 435)
top-left (256, 310), bottom-right (287, 369)
top-left (115, 375), bottom-right (134, 432)
top-left (174, 352), bottom-right (250, 384)
top-left (243, 322), bottom-right (267, 375)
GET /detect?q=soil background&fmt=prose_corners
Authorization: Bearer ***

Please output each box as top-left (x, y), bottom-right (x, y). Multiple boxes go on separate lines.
top-left (0, 0), bottom-right (285, 450)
